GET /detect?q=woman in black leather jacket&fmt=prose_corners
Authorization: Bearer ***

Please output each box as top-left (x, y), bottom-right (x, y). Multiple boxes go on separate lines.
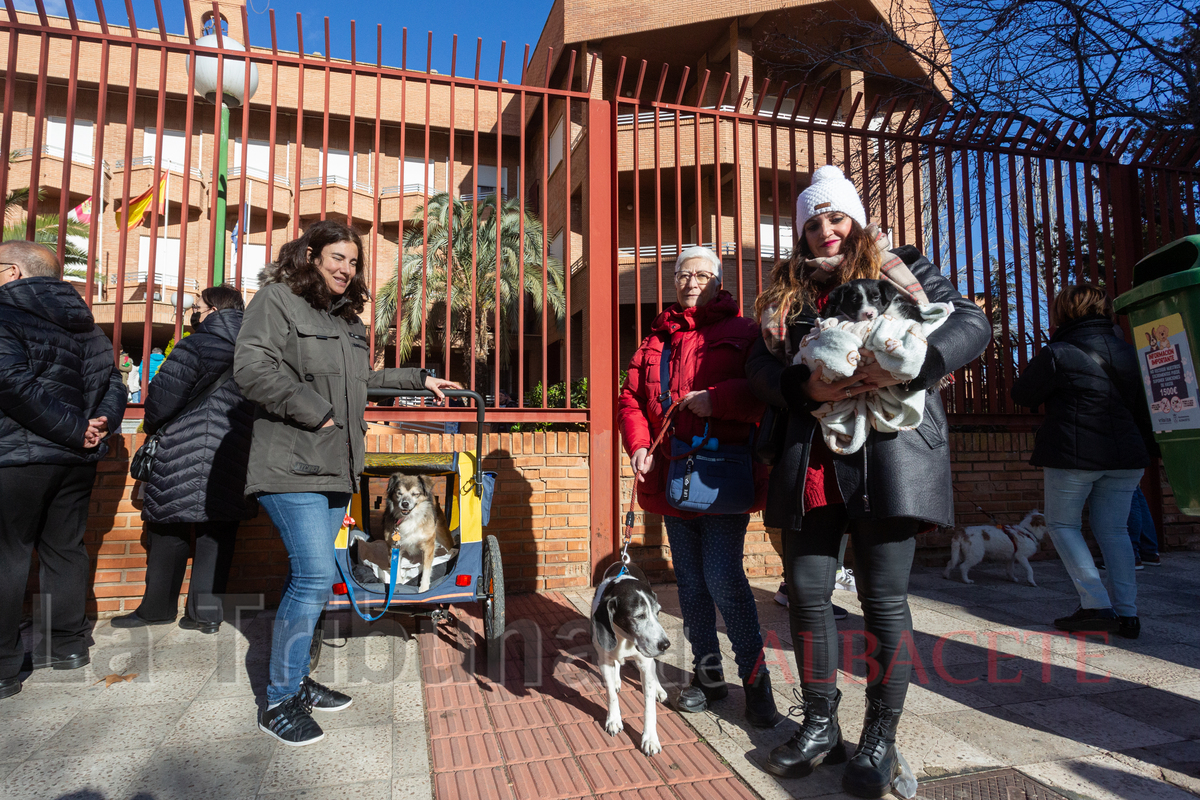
top-left (747, 166), bottom-right (991, 797)
top-left (1011, 284), bottom-right (1154, 640)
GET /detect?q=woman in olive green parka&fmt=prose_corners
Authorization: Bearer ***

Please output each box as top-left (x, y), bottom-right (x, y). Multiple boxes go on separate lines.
top-left (235, 220), bottom-right (458, 747)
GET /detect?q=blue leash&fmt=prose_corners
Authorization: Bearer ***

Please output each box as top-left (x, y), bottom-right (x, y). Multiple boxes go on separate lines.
top-left (335, 545), bottom-right (401, 622)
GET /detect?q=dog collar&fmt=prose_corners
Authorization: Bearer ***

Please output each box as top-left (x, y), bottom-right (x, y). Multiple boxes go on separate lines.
top-left (591, 573), bottom-right (636, 619)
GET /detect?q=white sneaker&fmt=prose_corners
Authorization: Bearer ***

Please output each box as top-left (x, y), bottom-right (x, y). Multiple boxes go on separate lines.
top-left (774, 582), bottom-right (788, 607)
top-left (835, 568), bottom-right (856, 592)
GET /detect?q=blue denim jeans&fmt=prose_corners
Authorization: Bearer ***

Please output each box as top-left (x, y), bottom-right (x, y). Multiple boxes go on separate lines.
top-left (663, 514), bottom-right (765, 681)
top-left (259, 492), bottom-right (351, 706)
top-left (1044, 468), bottom-right (1143, 617)
top-left (1127, 485), bottom-right (1159, 559)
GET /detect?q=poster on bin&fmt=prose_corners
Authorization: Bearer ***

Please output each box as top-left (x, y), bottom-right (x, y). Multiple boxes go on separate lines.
top-left (1134, 313), bottom-right (1199, 432)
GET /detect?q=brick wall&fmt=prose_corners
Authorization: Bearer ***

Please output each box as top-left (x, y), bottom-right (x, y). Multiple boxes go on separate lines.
top-left (27, 428), bottom-right (591, 619)
top-left (24, 425), bottom-right (1200, 618)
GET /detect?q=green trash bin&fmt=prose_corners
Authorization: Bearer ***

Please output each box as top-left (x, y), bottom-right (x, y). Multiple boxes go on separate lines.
top-left (1114, 234), bottom-right (1200, 517)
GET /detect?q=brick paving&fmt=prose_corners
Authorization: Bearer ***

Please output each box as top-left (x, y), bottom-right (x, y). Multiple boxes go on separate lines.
top-left (419, 591), bottom-right (759, 800)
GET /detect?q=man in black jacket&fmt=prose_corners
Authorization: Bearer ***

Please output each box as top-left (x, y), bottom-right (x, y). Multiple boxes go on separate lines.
top-left (0, 241), bottom-right (127, 700)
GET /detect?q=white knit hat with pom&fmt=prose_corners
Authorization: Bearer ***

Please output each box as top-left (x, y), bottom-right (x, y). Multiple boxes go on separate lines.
top-left (795, 165), bottom-right (867, 231)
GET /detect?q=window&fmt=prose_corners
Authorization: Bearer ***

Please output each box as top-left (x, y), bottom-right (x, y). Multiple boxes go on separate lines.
top-left (402, 158), bottom-right (436, 192)
top-left (475, 165), bottom-right (508, 197)
top-left (143, 128), bottom-right (188, 172)
top-left (548, 229), bottom-right (564, 263)
top-left (46, 117), bottom-right (94, 165)
top-left (137, 236), bottom-right (182, 287)
top-left (320, 149), bottom-right (353, 185)
top-left (233, 243), bottom-right (266, 290)
top-left (759, 215), bottom-right (793, 259)
top-left (233, 138), bottom-right (272, 179)
top-left (548, 117), bottom-right (564, 174)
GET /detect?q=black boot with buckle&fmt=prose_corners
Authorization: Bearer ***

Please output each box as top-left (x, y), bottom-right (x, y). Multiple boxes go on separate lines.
top-left (842, 696), bottom-right (903, 798)
top-left (674, 665), bottom-right (728, 713)
top-left (764, 687), bottom-right (845, 778)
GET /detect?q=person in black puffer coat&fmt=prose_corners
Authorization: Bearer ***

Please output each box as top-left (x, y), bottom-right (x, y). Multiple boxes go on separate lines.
top-left (1011, 284), bottom-right (1155, 640)
top-left (111, 285), bottom-right (256, 635)
top-left (0, 241), bottom-right (127, 699)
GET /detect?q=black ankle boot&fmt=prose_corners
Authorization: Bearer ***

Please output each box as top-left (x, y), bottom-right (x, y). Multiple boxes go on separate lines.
top-left (674, 665), bottom-right (728, 713)
top-left (764, 688), bottom-right (846, 778)
top-left (743, 669), bottom-right (782, 728)
top-left (842, 696), bottom-right (902, 798)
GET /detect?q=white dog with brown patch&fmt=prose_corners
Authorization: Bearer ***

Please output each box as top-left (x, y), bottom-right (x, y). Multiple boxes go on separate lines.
top-left (943, 510), bottom-right (1048, 586)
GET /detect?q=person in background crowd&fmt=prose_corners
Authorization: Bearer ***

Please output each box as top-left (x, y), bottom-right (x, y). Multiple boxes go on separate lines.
top-left (618, 246), bottom-right (779, 728)
top-left (236, 220), bottom-right (459, 746)
top-left (111, 285), bottom-right (256, 635)
top-left (0, 240), bottom-right (127, 700)
top-left (747, 166), bottom-right (990, 797)
top-left (127, 360), bottom-right (143, 402)
top-left (148, 347), bottom-right (165, 381)
top-left (1011, 284), bottom-right (1155, 640)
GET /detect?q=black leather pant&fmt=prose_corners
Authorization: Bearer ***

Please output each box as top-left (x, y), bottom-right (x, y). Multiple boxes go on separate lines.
top-left (783, 506), bottom-right (918, 710)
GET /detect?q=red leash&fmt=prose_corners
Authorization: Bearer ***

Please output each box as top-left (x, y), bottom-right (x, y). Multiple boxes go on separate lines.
top-left (620, 403), bottom-right (679, 557)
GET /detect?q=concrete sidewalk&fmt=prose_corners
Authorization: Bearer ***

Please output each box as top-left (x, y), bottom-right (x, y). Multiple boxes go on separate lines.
top-left (0, 554), bottom-right (1197, 799)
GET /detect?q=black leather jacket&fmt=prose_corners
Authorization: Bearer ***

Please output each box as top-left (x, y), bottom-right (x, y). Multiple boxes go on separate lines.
top-left (746, 246), bottom-right (992, 529)
top-left (1011, 315), bottom-right (1153, 470)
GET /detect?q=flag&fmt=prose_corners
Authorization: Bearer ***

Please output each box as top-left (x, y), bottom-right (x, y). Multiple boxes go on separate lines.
top-left (69, 197), bottom-right (93, 224)
top-left (115, 172), bottom-right (166, 231)
top-left (229, 201), bottom-right (251, 249)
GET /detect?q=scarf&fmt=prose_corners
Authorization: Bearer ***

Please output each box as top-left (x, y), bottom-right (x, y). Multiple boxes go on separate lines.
top-left (760, 226), bottom-right (928, 362)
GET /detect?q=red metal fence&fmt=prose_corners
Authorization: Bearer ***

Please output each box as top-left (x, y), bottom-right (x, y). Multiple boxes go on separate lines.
top-left (607, 61), bottom-right (1200, 418)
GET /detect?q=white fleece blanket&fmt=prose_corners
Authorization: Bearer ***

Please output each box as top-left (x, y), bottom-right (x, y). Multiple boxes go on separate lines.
top-left (795, 303), bottom-right (954, 454)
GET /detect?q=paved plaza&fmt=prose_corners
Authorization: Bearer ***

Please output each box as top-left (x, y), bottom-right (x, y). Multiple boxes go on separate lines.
top-left (2, 554), bottom-right (1199, 800)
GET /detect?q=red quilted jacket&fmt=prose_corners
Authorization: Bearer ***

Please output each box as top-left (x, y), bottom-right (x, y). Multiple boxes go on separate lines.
top-left (617, 291), bottom-right (768, 518)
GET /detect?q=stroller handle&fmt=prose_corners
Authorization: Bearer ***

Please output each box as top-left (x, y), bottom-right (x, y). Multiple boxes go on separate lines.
top-left (366, 388), bottom-right (486, 490)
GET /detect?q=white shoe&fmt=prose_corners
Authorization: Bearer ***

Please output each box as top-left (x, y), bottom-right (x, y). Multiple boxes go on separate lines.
top-left (835, 568), bottom-right (856, 592)
top-left (774, 582), bottom-right (788, 607)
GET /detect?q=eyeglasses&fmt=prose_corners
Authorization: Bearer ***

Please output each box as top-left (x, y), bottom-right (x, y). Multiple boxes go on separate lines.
top-left (0, 263), bottom-right (18, 274)
top-left (675, 271), bottom-right (716, 286)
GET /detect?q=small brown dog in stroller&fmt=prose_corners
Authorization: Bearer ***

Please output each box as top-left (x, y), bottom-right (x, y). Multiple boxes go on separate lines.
top-left (357, 474), bottom-right (456, 592)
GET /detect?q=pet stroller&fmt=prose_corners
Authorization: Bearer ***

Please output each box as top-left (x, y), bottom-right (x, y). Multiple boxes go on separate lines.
top-left (309, 389), bottom-right (504, 674)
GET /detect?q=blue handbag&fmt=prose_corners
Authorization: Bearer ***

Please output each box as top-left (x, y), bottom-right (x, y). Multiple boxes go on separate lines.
top-left (658, 338), bottom-right (757, 515)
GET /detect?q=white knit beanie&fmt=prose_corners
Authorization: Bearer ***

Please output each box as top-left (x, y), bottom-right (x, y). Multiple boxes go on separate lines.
top-left (795, 165), bottom-right (867, 231)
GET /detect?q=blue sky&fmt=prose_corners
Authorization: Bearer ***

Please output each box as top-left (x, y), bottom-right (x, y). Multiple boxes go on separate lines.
top-left (14, 0), bottom-right (555, 79)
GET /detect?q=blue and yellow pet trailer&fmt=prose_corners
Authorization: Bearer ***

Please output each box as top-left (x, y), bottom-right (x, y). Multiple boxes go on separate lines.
top-left (311, 390), bottom-right (503, 673)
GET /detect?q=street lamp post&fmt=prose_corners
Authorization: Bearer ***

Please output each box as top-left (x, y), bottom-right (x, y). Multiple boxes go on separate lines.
top-left (188, 32), bottom-right (259, 286)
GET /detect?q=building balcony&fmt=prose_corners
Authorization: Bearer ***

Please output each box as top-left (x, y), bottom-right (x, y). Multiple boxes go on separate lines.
top-left (297, 175), bottom-right (376, 221)
top-left (112, 157), bottom-right (208, 210)
top-left (227, 166), bottom-right (294, 218)
top-left (7, 146), bottom-right (101, 199)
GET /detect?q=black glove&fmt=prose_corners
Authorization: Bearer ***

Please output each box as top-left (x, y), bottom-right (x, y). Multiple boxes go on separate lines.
top-left (780, 364), bottom-right (822, 412)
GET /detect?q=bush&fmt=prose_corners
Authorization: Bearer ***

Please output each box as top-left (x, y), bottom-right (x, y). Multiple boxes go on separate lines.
top-left (509, 378), bottom-right (588, 432)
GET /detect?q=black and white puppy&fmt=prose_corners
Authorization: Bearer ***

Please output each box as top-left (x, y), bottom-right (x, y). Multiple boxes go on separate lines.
top-left (591, 563), bottom-right (671, 755)
top-left (825, 278), bottom-right (922, 322)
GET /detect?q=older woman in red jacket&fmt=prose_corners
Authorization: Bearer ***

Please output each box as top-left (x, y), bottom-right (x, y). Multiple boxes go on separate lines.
top-left (618, 246), bottom-right (776, 729)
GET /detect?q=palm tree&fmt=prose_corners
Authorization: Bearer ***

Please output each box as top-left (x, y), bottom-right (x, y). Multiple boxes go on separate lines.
top-left (374, 192), bottom-right (567, 376)
top-left (3, 188), bottom-right (90, 269)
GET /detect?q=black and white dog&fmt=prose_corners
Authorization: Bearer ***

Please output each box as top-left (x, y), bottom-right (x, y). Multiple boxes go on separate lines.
top-left (825, 278), bottom-right (923, 322)
top-left (591, 562), bottom-right (671, 755)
